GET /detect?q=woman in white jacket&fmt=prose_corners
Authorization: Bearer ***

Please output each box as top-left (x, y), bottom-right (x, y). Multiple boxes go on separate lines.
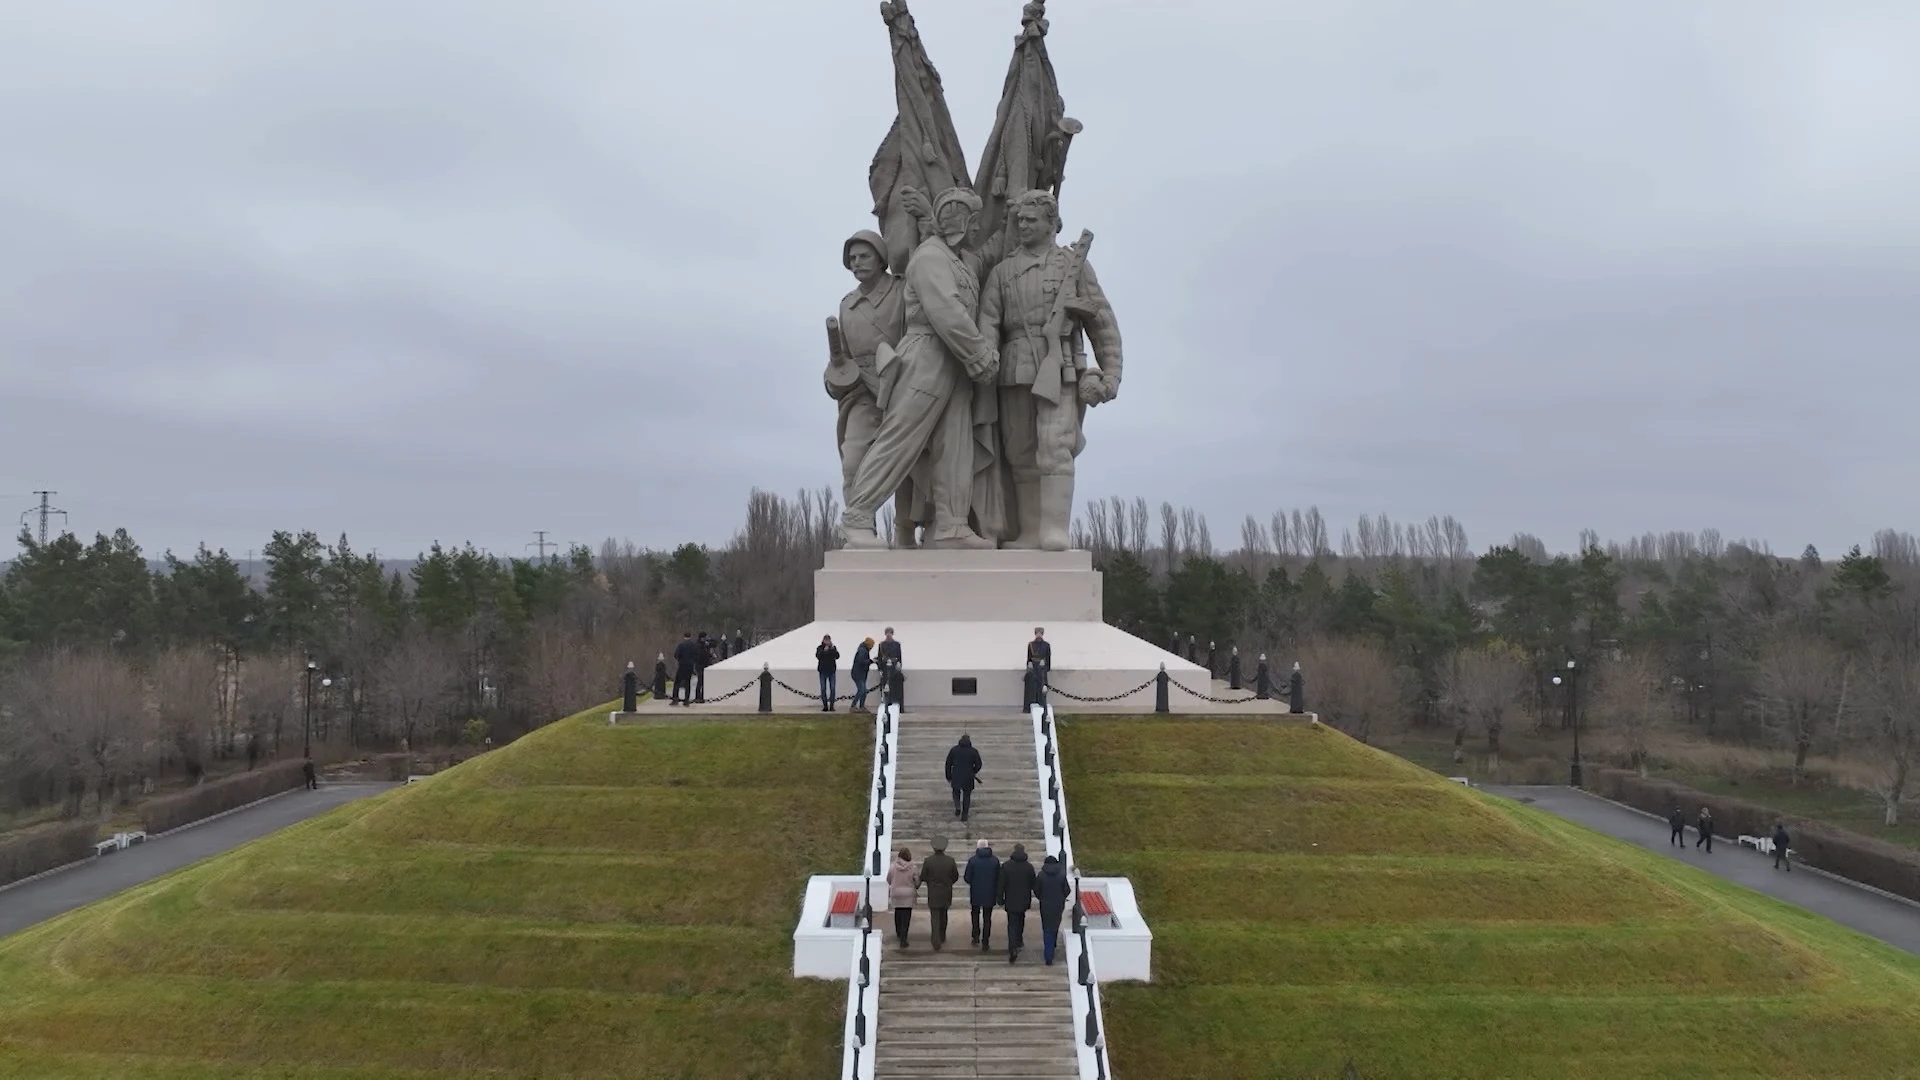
top-left (886, 847), bottom-right (919, 949)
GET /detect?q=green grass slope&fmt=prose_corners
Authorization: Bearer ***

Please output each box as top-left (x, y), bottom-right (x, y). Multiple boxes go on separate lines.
top-left (1065, 718), bottom-right (1920, 1080)
top-left (0, 708), bottom-right (869, 1079)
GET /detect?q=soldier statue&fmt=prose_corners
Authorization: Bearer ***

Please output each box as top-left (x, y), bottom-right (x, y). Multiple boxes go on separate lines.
top-left (839, 188), bottom-right (1000, 550)
top-left (826, 229), bottom-right (926, 547)
top-left (977, 189), bottom-right (1122, 550)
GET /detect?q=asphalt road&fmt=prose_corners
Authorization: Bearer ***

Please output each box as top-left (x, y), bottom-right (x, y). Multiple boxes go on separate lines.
top-left (0, 782), bottom-right (395, 939)
top-left (1487, 784), bottom-right (1920, 956)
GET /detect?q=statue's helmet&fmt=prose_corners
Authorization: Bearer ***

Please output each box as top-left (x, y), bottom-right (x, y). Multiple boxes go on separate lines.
top-left (842, 229), bottom-right (888, 270)
top-left (931, 186), bottom-right (983, 223)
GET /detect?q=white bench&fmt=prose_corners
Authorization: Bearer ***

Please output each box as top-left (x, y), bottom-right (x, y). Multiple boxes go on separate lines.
top-left (1738, 835), bottom-right (1795, 859)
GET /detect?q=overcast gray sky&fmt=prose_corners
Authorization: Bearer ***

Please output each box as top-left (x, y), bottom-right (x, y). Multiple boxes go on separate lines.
top-left (3, 1), bottom-right (1916, 562)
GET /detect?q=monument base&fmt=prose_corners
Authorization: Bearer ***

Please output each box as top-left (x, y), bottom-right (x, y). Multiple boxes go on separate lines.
top-left (704, 550), bottom-right (1221, 713)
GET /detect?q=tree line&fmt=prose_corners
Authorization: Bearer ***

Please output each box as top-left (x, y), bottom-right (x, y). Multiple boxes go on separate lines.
top-left (6, 490), bottom-right (1917, 829)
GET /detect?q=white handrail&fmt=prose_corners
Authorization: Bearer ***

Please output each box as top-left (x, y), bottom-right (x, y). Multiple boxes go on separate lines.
top-left (1031, 701), bottom-right (1114, 1080)
top-left (841, 701), bottom-right (899, 1080)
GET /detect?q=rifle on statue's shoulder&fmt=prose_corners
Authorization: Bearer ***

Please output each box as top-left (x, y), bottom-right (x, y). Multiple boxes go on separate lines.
top-left (1033, 228), bottom-right (1094, 405)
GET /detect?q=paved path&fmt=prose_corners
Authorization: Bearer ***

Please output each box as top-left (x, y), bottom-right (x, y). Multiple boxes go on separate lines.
top-left (1487, 785), bottom-right (1920, 956)
top-left (0, 783), bottom-right (395, 939)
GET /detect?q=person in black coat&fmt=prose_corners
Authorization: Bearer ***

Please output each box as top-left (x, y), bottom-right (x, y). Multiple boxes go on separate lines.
top-left (1772, 821), bottom-right (1792, 870)
top-left (1024, 629), bottom-right (1052, 708)
top-left (945, 734), bottom-right (982, 821)
top-left (1035, 854), bottom-right (1071, 965)
top-left (877, 627), bottom-right (903, 668)
top-left (849, 638), bottom-right (874, 712)
top-left (1668, 807), bottom-right (1686, 847)
top-left (694, 632), bottom-right (715, 703)
top-left (670, 632), bottom-right (700, 706)
top-left (964, 842), bottom-right (1000, 950)
top-left (997, 844), bottom-right (1038, 963)
top-left (1695, 807), bottom-right (1714, 853)
top-left (815, 635), bottom-right (841, 711)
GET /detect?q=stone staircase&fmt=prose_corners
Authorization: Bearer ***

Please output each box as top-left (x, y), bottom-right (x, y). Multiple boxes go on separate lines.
top-left (876, 710), bottom-right (1079, 1078)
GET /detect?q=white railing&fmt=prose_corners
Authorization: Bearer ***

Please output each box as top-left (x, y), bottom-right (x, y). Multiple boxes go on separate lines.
top-left (1030, 699), bottom-right (1115, 1080)
top-left (841, 698), bottom-right (900, 1080)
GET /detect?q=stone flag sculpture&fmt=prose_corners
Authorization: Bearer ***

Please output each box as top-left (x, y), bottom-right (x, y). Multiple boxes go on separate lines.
top-left (831, 0), bottom-right (1122, 551)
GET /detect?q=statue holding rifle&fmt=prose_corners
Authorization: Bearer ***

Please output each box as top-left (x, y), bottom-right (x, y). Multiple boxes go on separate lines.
top-left (977, 188), bottom-right (1122, 551)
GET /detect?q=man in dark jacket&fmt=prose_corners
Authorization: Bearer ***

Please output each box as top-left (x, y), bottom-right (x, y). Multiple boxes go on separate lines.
top-left (1668, 807), bottom-right (1686, 847)
top-left (815, 635), bottom-right (841, 712)
top-left (302, 757), bottom-right (318, 791)
top-left (1695, 807), bottom-right (1714, 853)
top-left (694, 632), bottom-right (716, 703)
top-left (1035, 853), bottom-right (1071, 965)
top-left (921, 838), bottom-right (960, 950)
top-left (1027, 628), bottom-right (1052, 674)
top-left (671, 632), bottom-right (700, 706)
top-left (945, 734), bottom-right (982, 821)
top-left (877, 627), bottom-right (902, 668)
top-left (965, 842), bottom-right (1000, 950)
top-left (1772, 821), bottom-right (1792, 871)
top-left (877, 628), bottom-right (905, 710)
top-left (998, 843), bottom-right (1038, 963)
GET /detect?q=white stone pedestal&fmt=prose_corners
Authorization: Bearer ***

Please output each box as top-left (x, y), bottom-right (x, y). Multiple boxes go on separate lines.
top-left (704, 549), bottom-right (1217, 712)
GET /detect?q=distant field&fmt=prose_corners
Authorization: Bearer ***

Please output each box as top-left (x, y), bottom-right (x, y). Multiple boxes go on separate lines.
top-left (1064, 717), bottom-right (1920, 1079)
top-left (0, 709), bottom-right (868, 1078)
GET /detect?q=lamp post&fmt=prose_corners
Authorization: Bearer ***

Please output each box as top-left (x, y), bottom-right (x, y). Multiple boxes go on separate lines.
top-left (303, 658), bottom-right (317, 759)
top-left (1553, 657), bottom-right (1581, 786)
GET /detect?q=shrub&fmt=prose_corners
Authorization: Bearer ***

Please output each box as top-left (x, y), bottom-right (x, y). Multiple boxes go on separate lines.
top-left (373, 753), bottom-right (412, 781)
top-left (1586, 766), bottom-right (1920, 904)
top-left (139, 760), bottom-right (309, 835)
top-left (0, 820), bottom-right (100, 888)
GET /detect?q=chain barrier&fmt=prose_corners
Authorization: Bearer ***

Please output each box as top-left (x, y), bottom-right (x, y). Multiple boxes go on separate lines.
top-left (1166, 676), bottom-right (1261, 705)
top-left (770, 676), bottom-right (823, 702)
top-left (702, 678), bottom-right (761, 704)
top-left (1043, 675), bottom-right (1158, 704)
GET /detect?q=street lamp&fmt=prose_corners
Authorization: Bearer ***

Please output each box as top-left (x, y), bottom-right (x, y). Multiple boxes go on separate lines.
top-left (1553, 657), bottom-right (1581, 787)
top-left (303, 658), bottom-right (317, 759)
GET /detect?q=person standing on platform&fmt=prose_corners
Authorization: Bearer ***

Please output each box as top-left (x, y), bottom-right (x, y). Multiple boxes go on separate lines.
top-left (671, 632), bottom-right (700, 707)
top-left (878, 627), bottom-right (905, 710)
top-left (920, 838), bottom-right (960, 950)
top-left (850, 637), bottom-right (875, 712)
top-left (1025, 628), bottom-right (1052, 708)
top-left (815, 635), bottom-right (841, 712)
top-left (946, 734), bottom-right (982, 822)
top-left (1036, 853), bottom-right (1071, 965)
top-left (997, 843), bottom-right (1037, 963)
top-left (966, 841), bottom-right (1000, 951)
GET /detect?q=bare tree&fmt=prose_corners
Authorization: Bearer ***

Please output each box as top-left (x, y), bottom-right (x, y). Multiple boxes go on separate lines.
top-left (14, 649), bottom-right (145, 817)
top-left (1301, 638), bottom-right (1403, 744)
top-left (151, 645), bottom-right (220, 781)
top-left (1159, 502), bottom-right (1179, 575)
top-left (1593, 651), bottom-right (1671, 777)
top-left (375, 626), bottom-right (460, 751)
top-left (1860, 647), bottom-right (1920, 826)
top-left (1755, 634), bottom-right (1846, 784)
top-left (241, 653), bottom-right (298, 759)
top-left (1442, 644), bottom-right (1530, 768)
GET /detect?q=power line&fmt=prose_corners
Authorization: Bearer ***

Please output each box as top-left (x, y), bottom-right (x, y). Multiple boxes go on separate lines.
top-left (529, 530), bottom-right (555, 564)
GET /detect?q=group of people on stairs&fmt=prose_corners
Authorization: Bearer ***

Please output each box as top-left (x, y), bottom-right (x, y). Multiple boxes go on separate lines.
top-left (887, 839), bottom-right (1073, 964)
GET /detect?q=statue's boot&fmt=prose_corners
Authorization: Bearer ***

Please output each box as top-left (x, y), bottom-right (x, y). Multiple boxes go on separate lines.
top-left (1038, 476), bottom-right (1074, 552)
top-left (926, 524), bottom-right (996, 550)
top-left (840, 521), bottom-right (888, 550)
top-left (1003, 479), bottom-right (1043, 550)
top-left (893, 519), bottom-right (919, 549)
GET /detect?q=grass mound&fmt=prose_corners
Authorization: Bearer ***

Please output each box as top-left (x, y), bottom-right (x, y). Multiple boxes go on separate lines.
top-left (1065, 718), bottom-right (1920, 1079)
top-left (0, 708), bottom-right (868, 1078)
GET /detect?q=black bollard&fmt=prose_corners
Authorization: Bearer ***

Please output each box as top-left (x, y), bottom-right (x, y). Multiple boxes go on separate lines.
top-left (1227, 649), bottom-right (1242, 691)
top-left (1255, 655), bottom-right (1272, 700)
top-left (1023, 660), bottom-right (1045, 711)
top-left (1185, 635), bottom-right (1197, 664)
top-left (757, 665), bottom-right (773, 713)
top-left (890, 666), bottom-right (907, 713)
top-left (1206, 641), bottom-right (1218, 679)
top-left (652, 654), bottom-right (668, 700)
top-left (622, 662), bottom-right (638, 713)
top-left (1288, 663), bottom-right (1304, 714)
top-left (1154, 665), bottom-right (1170, 713)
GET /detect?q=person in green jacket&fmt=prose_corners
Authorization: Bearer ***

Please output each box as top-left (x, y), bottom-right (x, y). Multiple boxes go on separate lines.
top-left (920, 837), bottom-right (960, 951)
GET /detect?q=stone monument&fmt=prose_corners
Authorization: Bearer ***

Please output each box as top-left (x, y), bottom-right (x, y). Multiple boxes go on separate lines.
top-left (704, 0), bottom-right (1211, 711)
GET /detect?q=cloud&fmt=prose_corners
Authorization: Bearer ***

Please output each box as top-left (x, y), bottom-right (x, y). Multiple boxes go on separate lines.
top-left (2, 0), bottom-right (1916, 559)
